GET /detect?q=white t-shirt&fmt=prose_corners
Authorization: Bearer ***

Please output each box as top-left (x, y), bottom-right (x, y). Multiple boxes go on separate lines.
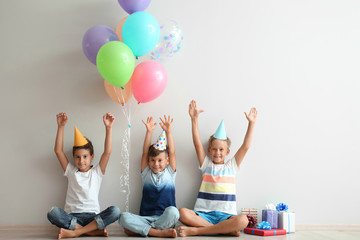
top-left (64, 163), bottom-right (103, 214)
top-left (194, 156), bottom-right (238, 215)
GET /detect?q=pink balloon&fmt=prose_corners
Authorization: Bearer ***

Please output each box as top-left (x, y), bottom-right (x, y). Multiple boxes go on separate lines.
top-left (131, 61), bottom-right (167, 103)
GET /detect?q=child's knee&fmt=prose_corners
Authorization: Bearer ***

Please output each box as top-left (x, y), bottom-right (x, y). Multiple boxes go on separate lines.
top-left (178, 208), bottom-right (192, 221)
top-left (118, 212), bottom-right (132, 227)
top-left (164, 206), bottom-right (180, 219)
top-left (108, 206), bottom-right (121, 218)
top-left (179, 208), bottom-right (189, 216)
top-left (47, 206), bottom-right (61, 219)
top-left (235, 214), bottom-right (249, 230)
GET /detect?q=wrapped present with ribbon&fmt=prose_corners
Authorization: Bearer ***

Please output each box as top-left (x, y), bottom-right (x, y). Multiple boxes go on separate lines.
top-left (244, 228), bottom-right (287, 236)
top-left (276, 203), bottom-right (295, 233)
top-left (262, 203), bottom-right (278, 229)
top-left (241, 208), bottom-right (258, 222)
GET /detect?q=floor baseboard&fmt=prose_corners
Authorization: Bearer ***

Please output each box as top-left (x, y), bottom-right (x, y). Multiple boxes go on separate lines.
top-left (296, 224), bottom-right (360, 231)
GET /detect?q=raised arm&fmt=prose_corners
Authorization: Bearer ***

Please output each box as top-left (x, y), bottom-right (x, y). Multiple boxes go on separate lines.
top-left (160, 115), bottom-right (176, 171)
top-left (54, 112), bottom-right (69, 172)
top-left (189, 100), bottom-right (206, 166)
top-left (99, 112), bottom-right (115, 174)
top-left (234, 107), bottom-right (258, 167)
top-left (141, 116), bottom-right (157, 172)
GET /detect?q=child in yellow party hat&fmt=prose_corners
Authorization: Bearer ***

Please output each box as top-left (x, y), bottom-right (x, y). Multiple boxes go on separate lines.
top-left (178, 100), bottom-right (258, 237)
top-left (119, 115), bottom-right (179, 238)
top-left (47, 112), bottom-right (120, 239)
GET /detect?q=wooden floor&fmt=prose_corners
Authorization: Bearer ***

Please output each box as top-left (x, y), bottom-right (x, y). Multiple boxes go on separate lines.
top-left (1, 225), bottom-right (360, 240)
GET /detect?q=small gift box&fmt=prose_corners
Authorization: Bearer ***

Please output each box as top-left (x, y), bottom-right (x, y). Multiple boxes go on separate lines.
top-left (244, 228), bottom-right (287, 236)
top-left (278, 211), bottom-right (295, 233)
top-left (262, 210), bottom-right (278, 229)
top-left (262, 204), bottom-right (278, 229)
top-left (241, 208), bottom-right (258, 222)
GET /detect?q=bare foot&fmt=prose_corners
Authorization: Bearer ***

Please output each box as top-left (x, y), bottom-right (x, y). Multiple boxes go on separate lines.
top-left (124, 228), bottom-right (141, 236)
top-left (85, 228), bottom-right (108, 237)
top-left (57, 228), bottom-right (77, 239)
top-left (177, 226), bottom-right (198, 237)
top-left (149, 228), bottom-right (177, 238)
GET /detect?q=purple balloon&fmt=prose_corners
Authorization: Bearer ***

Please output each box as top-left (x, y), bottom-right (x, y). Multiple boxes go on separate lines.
top-left (82, 25), bottom-right (119, 65)
top-left (118, 0), bottom-right (151, 14)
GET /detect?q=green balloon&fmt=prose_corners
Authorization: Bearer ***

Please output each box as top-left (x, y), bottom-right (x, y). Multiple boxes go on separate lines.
top-left (96, 41), bottom-right (135, 87)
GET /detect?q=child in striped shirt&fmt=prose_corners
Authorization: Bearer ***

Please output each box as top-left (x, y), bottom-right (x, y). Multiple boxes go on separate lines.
top-left (178, 100), bottom-right (258, 237)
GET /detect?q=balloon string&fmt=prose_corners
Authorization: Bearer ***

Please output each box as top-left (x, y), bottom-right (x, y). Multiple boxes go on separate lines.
top-left (113, 86), bottom-right (131, 125)
top-left (112, 85), bottom-right (131, 212)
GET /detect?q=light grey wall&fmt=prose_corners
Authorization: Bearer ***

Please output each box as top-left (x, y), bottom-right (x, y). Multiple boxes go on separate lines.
top-left (1, 0), bottom-right (359, 224)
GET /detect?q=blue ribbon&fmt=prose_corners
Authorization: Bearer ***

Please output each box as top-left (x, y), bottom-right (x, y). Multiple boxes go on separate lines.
top-left (276, 203), bottom-right (288, 212)
top-left (288, 212), bottom-right (291, 233)
top-left (257, 221), bottom-right (271, 230)
top-left (274, 230), bottom-right (277, 235)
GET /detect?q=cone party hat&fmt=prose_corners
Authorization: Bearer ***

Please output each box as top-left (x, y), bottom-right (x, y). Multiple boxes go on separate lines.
top-left (213, 120), bottom-right (227, 140)
top-left (74, 127), bottom-right (88, 147)
top-left (154, 130), bottom-right (167, 150)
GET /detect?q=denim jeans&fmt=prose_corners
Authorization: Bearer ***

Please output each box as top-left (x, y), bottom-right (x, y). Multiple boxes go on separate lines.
top-left (119, 206), bottom-right (179, 236)
top-left (47, 206), bottom-right (120, 230)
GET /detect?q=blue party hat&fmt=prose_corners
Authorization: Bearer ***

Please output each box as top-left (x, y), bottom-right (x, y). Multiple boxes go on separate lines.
top-left (213, 120), bottom-right (227, 140)
top-left (154, 130), bottom-right (167, 150)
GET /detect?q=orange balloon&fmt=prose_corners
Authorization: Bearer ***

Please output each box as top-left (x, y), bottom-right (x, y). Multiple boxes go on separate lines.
top-left (104, 79), bottom-right (132, 105)
top-left (115, 16), bottom-right (128, 42)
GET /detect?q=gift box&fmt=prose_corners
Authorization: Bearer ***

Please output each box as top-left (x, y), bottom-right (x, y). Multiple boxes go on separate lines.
top-left (278, 211), bottom-right (295, 233)
top-left (241, 208), bottom-right (258, 222)
top-left (262, 210), bottom-right (278, 229)
top-left (244, 228), bottom-right (286, 236)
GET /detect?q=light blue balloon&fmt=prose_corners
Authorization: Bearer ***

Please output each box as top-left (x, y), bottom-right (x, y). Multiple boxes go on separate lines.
top-left (122, 11), bottom-right (160, 57)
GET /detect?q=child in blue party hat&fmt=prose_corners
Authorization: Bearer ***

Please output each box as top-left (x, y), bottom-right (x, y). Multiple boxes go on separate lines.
top-left (178, 100), bottom-right (258, 237)
top-left (119, 115), bottom-right (179, 238)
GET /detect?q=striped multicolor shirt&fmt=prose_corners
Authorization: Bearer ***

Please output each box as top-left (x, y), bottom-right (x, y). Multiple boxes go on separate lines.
top-left (194, 156), bottom-right (238, 215)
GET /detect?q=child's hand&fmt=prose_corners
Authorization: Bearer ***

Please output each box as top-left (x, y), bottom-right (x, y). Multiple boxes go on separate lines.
top-left (159, 115), bottom-right (174, 132)
top-left (103, 112), bottom-right (115, 128)
top-left (56, 112), bottom-right (68, 127)
top-left (245, 107), bottom-right (258, 123)
top-left (142, 116), bottom-right (157, 132)
top-left (189, 100), bottom-right (204, 119)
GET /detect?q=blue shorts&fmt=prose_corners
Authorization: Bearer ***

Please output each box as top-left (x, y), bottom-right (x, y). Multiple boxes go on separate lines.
top-left (193, 210), bottom-right (234, 225)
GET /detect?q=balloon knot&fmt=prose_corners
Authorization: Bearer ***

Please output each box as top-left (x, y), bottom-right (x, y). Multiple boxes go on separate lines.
top-left (121, 86), bottom-right (124, 90)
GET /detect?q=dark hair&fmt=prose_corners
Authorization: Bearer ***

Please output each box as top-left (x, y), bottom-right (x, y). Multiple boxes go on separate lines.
top-left (148, 144), bottom-right (169, 158)
top-left (208, 134), bottom-right (231, 148)
top-left (73, 138), bottom-right (94, 156)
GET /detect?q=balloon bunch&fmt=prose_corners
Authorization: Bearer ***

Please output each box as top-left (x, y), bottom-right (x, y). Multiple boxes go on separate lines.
top-left (82, 0), bottom-right (183, 105)
top-left (81, 0), bottom-right (183, 212)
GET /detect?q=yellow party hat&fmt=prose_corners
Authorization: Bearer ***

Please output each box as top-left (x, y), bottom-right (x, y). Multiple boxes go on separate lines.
top-left (74, 127), bottom-right (88, 147)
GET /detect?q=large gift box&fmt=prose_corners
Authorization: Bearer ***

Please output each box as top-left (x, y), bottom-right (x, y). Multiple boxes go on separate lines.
top-left (244, 228), bottom-right (286, 236)
top-left (262, 210), bottom-right (278, 229)
top-left (278, 211), bottom-right (295, 233)
top-left (241, 208), bottom-right (258, 222)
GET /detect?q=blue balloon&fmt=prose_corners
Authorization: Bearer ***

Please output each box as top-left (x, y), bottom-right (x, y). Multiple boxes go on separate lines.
top-left (122, 12), bottom-right (160, 57)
